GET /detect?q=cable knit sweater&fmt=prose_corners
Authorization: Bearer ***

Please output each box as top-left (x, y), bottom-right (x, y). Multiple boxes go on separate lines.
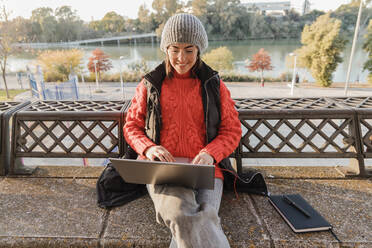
top-left (124, 70), bottom-right (242, 179)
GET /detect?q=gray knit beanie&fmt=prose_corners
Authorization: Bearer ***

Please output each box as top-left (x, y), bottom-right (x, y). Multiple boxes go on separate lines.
top-left (160, 13), bottom-right (208, 53)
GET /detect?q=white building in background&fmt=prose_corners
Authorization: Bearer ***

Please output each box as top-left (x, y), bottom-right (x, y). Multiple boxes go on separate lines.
top-left (302, 0), bottom-right (311, 15)
top-left (241, 1), bottom-right (291, 16)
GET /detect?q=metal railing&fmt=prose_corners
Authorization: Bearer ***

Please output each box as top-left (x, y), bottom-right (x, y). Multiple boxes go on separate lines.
top-left (233, 97), bottom-right (372, 176)
top-left (9, 100), bottom-right (130, 174)
top-left (0, 101), bottom-right (30, 175)
top-left (2, 97), bottom-right (372, 177)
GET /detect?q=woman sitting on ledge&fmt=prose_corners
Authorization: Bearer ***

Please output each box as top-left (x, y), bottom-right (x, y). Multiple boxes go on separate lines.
top-left (124, 13), bottom-right (242, 248)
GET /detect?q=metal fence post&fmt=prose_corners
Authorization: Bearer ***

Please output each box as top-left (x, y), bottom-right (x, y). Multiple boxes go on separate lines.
top-left (10, 110), bottom-right (35, 175)
top-left (355, 111), bottom-right (371, 177)
top-left (0, 102), bottom-right (31, 175)
top-left (343, 112), bottom-right (366, 176)
top-left (235, 138), bottom-right (243, 175)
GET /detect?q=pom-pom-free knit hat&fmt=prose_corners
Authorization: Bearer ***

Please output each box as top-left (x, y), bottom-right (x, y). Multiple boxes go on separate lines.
top-left (160, 13), bottom-right (208, 53)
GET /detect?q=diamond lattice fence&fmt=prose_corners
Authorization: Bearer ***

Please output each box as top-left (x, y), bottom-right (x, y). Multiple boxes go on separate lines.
top-left (13, 101), bottom-right (129, 158)
top-left (240, 117), bottom-right (355, 157)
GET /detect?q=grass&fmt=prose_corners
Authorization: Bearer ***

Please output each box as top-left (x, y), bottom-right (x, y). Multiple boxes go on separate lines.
top-left (0, 89), bottom-right (28, 101)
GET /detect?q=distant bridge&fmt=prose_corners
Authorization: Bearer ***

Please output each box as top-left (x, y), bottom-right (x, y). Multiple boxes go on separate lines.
top-left (14, 33), bottom-right (158, 48)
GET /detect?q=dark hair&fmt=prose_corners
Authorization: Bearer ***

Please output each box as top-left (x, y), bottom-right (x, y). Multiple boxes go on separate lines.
top-left (165, 50), bottom-right (202, 79)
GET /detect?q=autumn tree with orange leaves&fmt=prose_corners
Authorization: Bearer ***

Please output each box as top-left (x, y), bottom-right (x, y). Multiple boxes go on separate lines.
top-left (87, 48), bottom-right (113, 82)
top-left (246, 48), bottom-right (273, 87)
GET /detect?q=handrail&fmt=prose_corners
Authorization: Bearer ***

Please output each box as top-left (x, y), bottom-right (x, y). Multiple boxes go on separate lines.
top-left (3, 97), bottom-right (372, 177)
top-left (0, 101), bottom-right (31, 175)
top-left (9, 100), bottom-right (130, 174)
top-left (233, 97), bottom-right (372, 176)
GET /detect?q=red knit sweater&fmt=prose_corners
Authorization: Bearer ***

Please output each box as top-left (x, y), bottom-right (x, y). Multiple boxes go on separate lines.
top-left (123, 70), bottom-right (242, 179)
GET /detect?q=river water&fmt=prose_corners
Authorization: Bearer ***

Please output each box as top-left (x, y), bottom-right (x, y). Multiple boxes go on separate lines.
top-left (7, 39), bottom-right (369, 83)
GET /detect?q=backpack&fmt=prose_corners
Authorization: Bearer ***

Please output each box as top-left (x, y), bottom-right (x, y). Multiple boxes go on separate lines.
top-left (96, 146), bottom-right (146, 209)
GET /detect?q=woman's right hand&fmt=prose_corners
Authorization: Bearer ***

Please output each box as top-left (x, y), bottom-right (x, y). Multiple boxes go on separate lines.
top-left (144, 145), bottom-right (175, 162)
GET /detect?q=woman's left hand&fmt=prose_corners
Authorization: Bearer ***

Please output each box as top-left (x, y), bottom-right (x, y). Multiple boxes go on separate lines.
top-left (192, 152), bottom-right (214, 165)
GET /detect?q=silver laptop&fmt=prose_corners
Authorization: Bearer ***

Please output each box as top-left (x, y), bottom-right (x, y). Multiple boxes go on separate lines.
top-left (109, 158), bottom-right (215, 190)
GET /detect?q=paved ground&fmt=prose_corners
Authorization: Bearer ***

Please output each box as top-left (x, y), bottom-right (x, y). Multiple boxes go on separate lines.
top-left (0, 166), bottom-right (371, 248)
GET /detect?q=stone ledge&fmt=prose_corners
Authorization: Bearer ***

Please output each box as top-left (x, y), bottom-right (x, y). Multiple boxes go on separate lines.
top-left (9, 166), bottom-right (104, 178)
top-left (249, 166), bottom-right (346, 179)
top-left (0, 237), bottom-right (99, 248)
top-left (10, 165), bottom-right (353, 179)
top-left (0, 166), bottom-right (371, 247)
top-left (0, 178), bottom-right (103, 243)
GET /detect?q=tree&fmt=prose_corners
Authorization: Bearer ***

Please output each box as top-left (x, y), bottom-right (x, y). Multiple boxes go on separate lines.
top-left (249, 14), bottom-right (272, 39)
top-left (0, 4), bottom-right (21, 99)
top-left (152, 0), bottom-right (183, 35)
top-left (87, 48), bottom-right (113, 82)
top-left (55, 5), bottom-right (79, 21)
top-left (206, 0), bottom-right (249, 39)
top-left (246, 48), bottom-right (273, 87)
top-left (89, 20), bottom-right (104, 32)
top-left (137, 4), bottom-right (156, 33)
top-left (202, 46), bottom-right (234, 72)
top-left (296, 14), bottom-right (346, 87)
top-left (9, 17), bottom-right (33, 42)
top-left (88, 11), bottom-right (126, 36)
top-left (331, 0), bottom-right (371, 37)
top-left (30, 7), bottom-right (57, 42)
top-left (100, 11), bottom-right (125, 33)
top-left (190, 0), bottom-right (208, 24)
top-left (55, 6), bottom-right (83, 42)
top-left (218, 0), bottom-right (249, 39)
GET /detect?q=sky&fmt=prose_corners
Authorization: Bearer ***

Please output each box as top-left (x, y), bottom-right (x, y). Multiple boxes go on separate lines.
top-left (4, 0), bottom-right (352, 21)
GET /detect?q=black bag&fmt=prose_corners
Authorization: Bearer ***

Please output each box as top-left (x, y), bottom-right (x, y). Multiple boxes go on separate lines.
top-left (223, 170), bottom-right (268, 196)
top-left (96, 163), bottom-right (146, 209)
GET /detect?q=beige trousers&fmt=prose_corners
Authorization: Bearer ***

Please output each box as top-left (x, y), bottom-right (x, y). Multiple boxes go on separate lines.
top-left (147, 179), bottom-right (230, 248)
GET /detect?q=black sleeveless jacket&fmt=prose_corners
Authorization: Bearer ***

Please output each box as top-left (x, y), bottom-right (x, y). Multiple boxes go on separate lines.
top-left (96, 62), bottom-right (267, 209)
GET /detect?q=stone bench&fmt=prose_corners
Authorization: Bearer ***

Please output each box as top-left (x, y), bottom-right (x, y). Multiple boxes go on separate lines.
top-left (1, 166), bottom-right (371, 247)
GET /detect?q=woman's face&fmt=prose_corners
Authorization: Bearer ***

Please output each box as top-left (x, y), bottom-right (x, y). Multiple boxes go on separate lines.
top-left (167, 43), bottom-right (198, 75)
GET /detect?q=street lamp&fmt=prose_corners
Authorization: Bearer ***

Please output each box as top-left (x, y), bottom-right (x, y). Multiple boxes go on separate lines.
top-left (93, 59), bottom-right (100, 91)
top-left (344, 0), bottom-right (363, 96)
top-left (289, 53), bottom-right (297, 96)
top-left (81, 70), bottom-right (85, 84)
top-left (119, 56), bottom-right (125, 99)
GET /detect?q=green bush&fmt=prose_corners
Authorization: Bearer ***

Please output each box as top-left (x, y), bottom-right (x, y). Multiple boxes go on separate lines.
top-left (368, 75), bottom-right (372, 85)
top-left (79, 71), bottom-right (143, 83)
top-left (78, 71), bottom-right (288, 83)
top-left (37, 49), bottom-right (84, 82)
top-left (220, 72), bottom-right (283, 82)
top-left (202, 47), bottom-right (234, 72)
top-left (220, 73), bottom-right (257, 82)
top-left (127, 59), bottom-right (150, 74)
top-left (279, 72), bottom-right (293, 82)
